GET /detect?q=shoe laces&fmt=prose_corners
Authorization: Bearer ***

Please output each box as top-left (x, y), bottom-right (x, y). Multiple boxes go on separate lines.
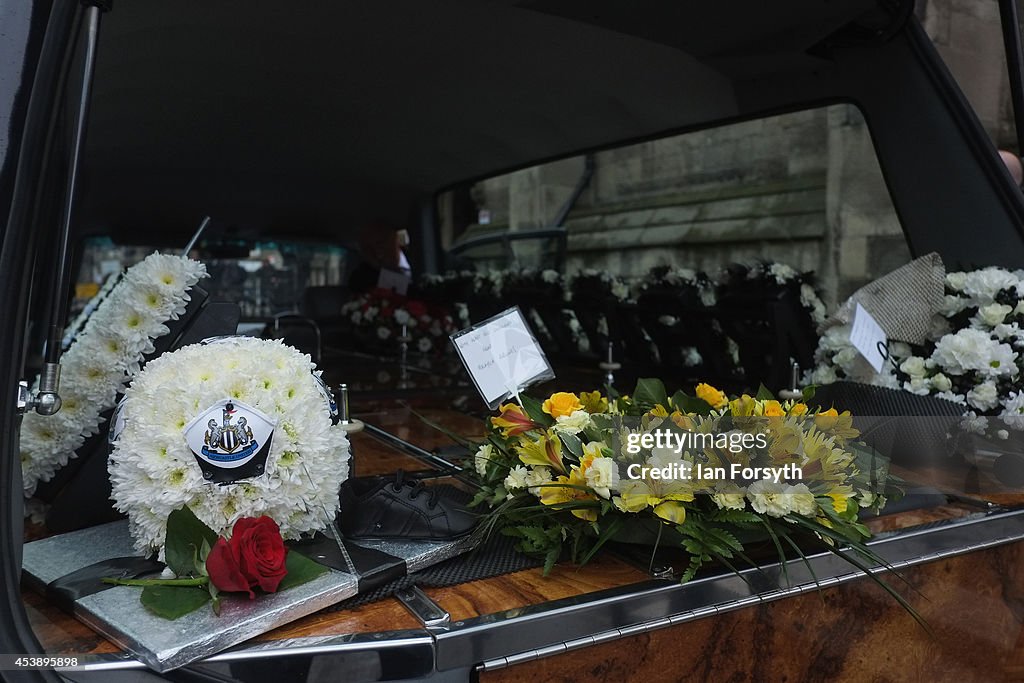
top-left (390, 470), bottom-right (440, 508)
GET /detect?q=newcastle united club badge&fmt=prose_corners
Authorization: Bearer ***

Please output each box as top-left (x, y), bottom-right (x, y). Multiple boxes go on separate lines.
top-left (183, 398), bottom-right (276, 484)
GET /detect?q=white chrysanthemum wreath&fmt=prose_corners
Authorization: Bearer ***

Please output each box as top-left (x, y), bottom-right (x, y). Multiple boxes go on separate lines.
top-left (108, 337), bottom-right (351, 554)
top-left (19, 253), bottom-right (207, 496)
top-left (808, 266), bottom-right (1024, 438)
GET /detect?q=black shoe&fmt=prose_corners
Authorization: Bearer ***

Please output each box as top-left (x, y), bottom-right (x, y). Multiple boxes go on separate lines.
top-left (339, 471), bottom-right (477, 540)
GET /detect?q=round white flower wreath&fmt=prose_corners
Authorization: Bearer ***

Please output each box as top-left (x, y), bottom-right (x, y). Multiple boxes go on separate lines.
top-left (108, 337), bottom-right (351, 554)
top-left (19, 253), bottom-right (207, 496)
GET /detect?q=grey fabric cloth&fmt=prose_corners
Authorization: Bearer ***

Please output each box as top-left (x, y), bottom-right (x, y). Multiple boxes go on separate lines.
top-left (825, 252), bottom-right (945, 344)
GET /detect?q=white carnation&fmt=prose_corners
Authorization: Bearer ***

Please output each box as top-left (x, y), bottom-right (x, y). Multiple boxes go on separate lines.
top-left (474, 444), bottom-right (495, 476)
top-left (746, 480), bottom-right (794, 518)
top-left (962, 267), bottom-right (1018, 303)
top-left (938, 295), bottom-right (969, 317)
top-left (504, 465), bottom-right (530, 491)
top-left (931, 328), bottom-right (1017, 376)
top-left (583, 457), bottom-right (619, 499)
top-left (785, 483), bottom-right (818, 517)
top-left (551, 410), bottom-right (591, 435)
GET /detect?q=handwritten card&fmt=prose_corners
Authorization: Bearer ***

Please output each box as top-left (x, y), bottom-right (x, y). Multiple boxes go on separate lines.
top-left (850, 302), bottom-right (888, 373)
top-left (450, 307), bottom-right (555, 409)
top-left (377, 268), bottom-right (411, 295)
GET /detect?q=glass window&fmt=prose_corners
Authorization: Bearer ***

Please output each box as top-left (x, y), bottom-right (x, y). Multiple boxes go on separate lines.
top-left (439, 103), bottom-right (910, 308)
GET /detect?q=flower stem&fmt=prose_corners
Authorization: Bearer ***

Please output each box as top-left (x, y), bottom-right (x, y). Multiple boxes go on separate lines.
top-left (102, 576), bottom-right (209, 587)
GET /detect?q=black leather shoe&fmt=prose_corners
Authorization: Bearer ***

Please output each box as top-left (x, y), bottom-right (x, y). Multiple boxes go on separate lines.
top-left (339, 471), bottom-right (477, 540)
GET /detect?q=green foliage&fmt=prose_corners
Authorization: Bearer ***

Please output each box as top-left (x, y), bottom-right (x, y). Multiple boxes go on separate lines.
top-left (277, 550), bottom-right (330, 591)
top-left (520, 394), bottom-right (553, 427)
top-left (164, 506), bottom-right (219, 577)
top-left (140, 585), bottom-right (211, 620)
top-left (671, 391), bottom-right (713, 415)
top-left (558, 432), bottom-right (583, 460)
top-left (501, 522), bottom-right (565, 575)
top-left (632, 378), bottom-right (668, 412)
top-left (755, 384), bottom-right (776, 401)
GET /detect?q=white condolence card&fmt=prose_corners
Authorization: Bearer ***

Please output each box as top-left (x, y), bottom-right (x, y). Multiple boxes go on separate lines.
top-left (450, 306), bottom-right (555, 409)
top-left (850, 302), bottom-right (889, 373)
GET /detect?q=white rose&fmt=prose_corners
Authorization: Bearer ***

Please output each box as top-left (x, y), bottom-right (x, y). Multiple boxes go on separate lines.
top-left (976, 303), bottom-right (1013, 327)
top-left (833, 347), bottom-right (860, 372)
top-left (967, 381), bottom-right (1000, 411)
top-left (899, 356), bottom-right (928, 378)
top-left (931, 373), bottom-right (952, 392)
top-left (945, 271), bottom-right (968, 292)
top-left (904, 377), bottom-right (931, 396)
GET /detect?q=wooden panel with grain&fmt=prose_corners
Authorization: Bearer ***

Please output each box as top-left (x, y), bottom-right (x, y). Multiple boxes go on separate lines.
top-left (480, 541), bottom-right (1024, 683)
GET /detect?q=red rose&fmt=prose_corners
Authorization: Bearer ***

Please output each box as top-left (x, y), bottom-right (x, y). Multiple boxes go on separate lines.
top-left (406, 300), bottom-right (427, 318)
top-left (206, 517), bottom-right (288, 599)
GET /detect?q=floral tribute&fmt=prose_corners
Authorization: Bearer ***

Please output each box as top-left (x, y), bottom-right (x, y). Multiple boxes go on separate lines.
top-left (340, 287), bottom-right (457, 355)
top-left (466, 379), bottom-right (900, 587)
top-left (20, 253), bottom-right (207, 496)
top-left (809, 267), bottom-right (1024, 443)
top-left (108, 337), bottom-right (350, 555)
top-left (103, 507), bottom-right (327, 619)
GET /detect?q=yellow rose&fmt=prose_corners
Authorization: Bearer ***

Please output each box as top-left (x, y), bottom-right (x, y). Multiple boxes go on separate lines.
top-left (762, 400), bottom-right (784, 417)
top-left (789, 402), bottom-right (808, 416)
top-left (542, 392), bottom-right (583, 419)
top-left (695, 383), bottom-right (728, 409)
